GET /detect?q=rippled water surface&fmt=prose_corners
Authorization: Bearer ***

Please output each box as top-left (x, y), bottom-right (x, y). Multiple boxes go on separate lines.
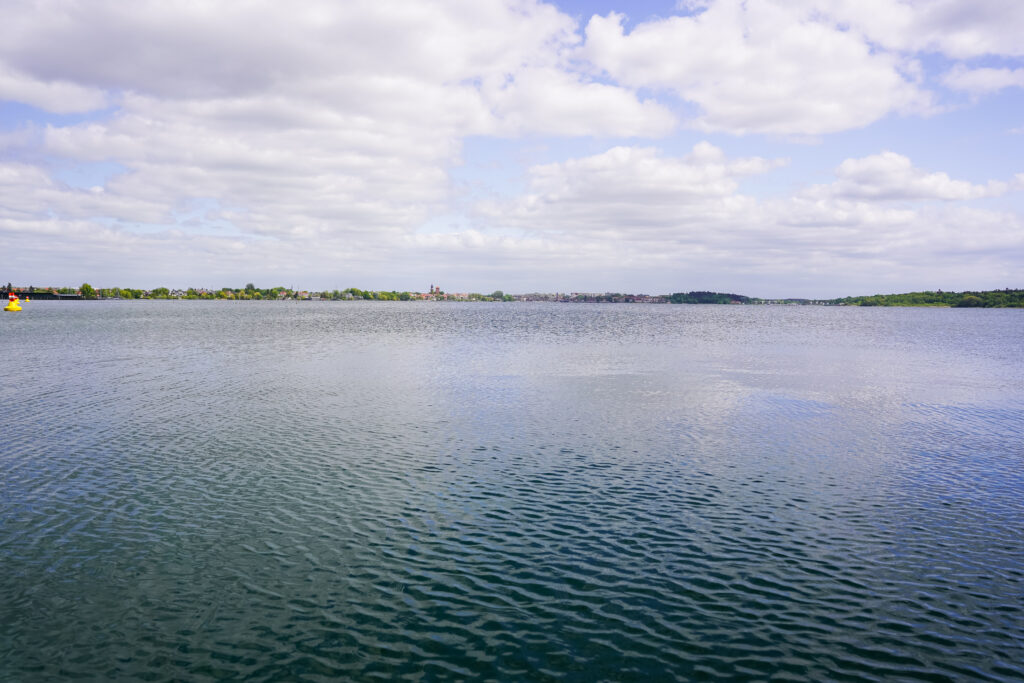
top-left (2, 301), bottom-right (1023, 681)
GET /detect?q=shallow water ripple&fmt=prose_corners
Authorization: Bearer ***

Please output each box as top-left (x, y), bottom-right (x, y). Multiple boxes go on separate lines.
top-left (2, 302), bottom-right (1023, 681)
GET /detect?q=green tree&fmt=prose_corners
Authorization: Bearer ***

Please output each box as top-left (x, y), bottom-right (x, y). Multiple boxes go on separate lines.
top-left (955, 295), bottom-right (983, 308)
top-left (669, 291), bottom-right (751, 304)
top-left (80, 283), bottom-right (96, 300)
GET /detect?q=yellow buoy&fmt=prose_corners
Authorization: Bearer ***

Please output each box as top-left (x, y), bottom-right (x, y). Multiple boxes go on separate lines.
top-left (4, 295), bottom-right (21, 312)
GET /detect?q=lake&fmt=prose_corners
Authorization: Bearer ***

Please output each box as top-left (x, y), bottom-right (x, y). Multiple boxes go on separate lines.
top-left (2, 301), bottom-right (1022, 681)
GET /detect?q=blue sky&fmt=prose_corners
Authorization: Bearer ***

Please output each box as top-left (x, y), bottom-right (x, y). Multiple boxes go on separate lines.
top-left (1, 0), bottom-right (1022, 297)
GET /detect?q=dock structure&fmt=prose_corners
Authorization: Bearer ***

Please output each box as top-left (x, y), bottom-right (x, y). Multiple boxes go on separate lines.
top-left (2, 285), bottom-right (82, 300)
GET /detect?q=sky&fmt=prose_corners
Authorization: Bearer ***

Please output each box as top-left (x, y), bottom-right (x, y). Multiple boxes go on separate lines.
top-left (1, 0), bottom-right (1023, 298)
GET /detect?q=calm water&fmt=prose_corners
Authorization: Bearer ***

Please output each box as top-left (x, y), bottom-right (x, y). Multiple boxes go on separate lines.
top-left (2, 301), bottom-right (1022, 681)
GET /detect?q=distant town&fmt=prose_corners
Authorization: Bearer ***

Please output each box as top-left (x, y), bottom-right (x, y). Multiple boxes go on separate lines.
top-left (4, 283), bottom-right (1023, 307)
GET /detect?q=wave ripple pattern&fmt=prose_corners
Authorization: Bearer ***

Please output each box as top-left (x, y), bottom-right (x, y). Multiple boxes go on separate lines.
top-left (2, 302), bottom-right (1023, 681)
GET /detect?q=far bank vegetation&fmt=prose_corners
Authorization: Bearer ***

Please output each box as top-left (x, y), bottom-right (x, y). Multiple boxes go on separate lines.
top-left (832, 289), bottom-right (1024, 308)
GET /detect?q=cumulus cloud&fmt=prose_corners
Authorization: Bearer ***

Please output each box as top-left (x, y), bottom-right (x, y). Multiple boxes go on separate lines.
top-left (0, 0), bottom-right (576, 97)
top-left (943, 65), bottom-right (1024, 94)
top-left (579, 0), bottom-right (1024, 135)
top-left (0, 0), bottom-right (668, 139)
top-left (470, 143), bottom-right (1024, 291)
top-left (0, 162), bottom-right (167, 223)
top-left (0, 64), bottom-right (108, 114)
top-left (40, 90), bottom-right (459, 240)
top-left (480, 67), bottom-right (675, 137)
top-left (810, 0), bottom-right (1024, 60)
top-left (476, 142), bottom-right (783, 240)
top-left (579, 2), bottom-right (929, 135)
top-left (804, 152), bottom-right (1009, 201)
top-left (0, 0), bottom-right (679, 257)
top-left (0, 0), bottom-right (1021, 295)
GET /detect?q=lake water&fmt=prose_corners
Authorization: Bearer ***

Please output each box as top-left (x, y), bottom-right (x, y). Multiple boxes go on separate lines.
top-left (2, 301), bottom-right (1022, 681)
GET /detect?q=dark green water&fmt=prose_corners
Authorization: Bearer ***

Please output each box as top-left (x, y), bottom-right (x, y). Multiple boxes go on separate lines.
top-left (2, 301), bottom-right (1022, 681)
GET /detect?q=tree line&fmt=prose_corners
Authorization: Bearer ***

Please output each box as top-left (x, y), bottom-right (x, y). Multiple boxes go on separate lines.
top-left (669, 291), bottom-right (753, 304)
top-left (71, 284), bottom-right (512, 301)
top-left (36, 284), bottom-right (1024, 307)
top-left (829, 289), bottom-right (1024, 308)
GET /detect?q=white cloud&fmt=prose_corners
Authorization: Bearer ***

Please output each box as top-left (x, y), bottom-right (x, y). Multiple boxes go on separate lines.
top-left (579, 3), bottom-right (929, 135)
top-left (477, 142), bottom-right (782, 240)
top-left (0, 0), bottom-right (1021, 296)
top-left (479, 67), bottom-right (676, 137)
top-left (812, 0), bottom-right (1024, 60)
top-left (2, 140), bottom-right (1022, 296)
top-left (675, 0), bottom-right (713, 14)
top-left (38, 91), bottom-right (459, 243)
top-left (0, 0), bottom-right (575, 96)
top-left (0, 64), bottom-right (108, 114)
top-left (804, 151), bottom-right (1009, 201)
top-left (0, 0), bottom-right (677, 255)
top-left (0, 0), bottom-right (671, 141)
top-left (0, 162), bottom-right (167, 223)
top-left (468, 144), bottom-right (1024, 292)
top-left (943, 65), bottom-right (1024, 94)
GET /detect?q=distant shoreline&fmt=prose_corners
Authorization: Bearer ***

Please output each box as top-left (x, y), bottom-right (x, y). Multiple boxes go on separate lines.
top-left (5, 286), bottom-right (1023, 307)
